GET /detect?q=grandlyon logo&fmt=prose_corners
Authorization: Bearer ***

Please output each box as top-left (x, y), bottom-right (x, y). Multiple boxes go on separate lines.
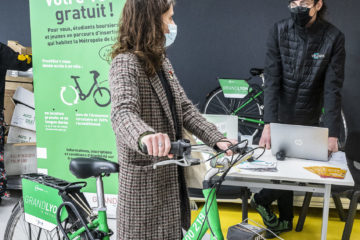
top-left (294, 139), bottom-right (304, 146)
top-left (312, 53), bottom-right (325, 60)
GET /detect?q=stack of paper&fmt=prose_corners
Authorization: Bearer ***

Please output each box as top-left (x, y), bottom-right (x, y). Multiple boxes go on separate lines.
top-left (235, 159), bottom-right (278, 172)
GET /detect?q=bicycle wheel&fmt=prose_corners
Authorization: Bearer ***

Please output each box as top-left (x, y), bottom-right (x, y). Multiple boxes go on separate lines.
top-left (319, 109), bottom-right (348, 151)
top-left (93, 87), bottom-right (111, 107)
top-left (4, 200), bottom-right (89, 240)
top-left (4, 200), bottom-right (62, 240)
top-left (203, 87), bottom-right (263, 140)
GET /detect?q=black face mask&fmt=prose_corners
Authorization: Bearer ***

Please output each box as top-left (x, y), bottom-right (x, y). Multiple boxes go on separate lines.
top-left (290, 6), bottom-right (312, 27)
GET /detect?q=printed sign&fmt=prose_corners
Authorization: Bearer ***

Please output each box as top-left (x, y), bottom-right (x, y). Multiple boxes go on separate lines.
top-left (29, 0), bottom-right (125, 202)
top-left (22, 178), bottom-right (68, 231)
top-left (219, 78), bottom-right (250, 99)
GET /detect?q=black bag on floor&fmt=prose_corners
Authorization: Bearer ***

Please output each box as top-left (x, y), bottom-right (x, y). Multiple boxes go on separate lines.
top-left (227, 223), bottom-right (266, 240)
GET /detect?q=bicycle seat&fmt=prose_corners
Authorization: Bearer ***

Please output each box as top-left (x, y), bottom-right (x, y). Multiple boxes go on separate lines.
top-left (250, 68), bottom-right (264, 76)
top-left (70, 157), bottom-right (119, 179)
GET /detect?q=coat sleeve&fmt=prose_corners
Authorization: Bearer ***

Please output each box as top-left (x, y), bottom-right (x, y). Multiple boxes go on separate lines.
top-left (323, 33), bottom-right (346, 138)
top-left (263, 24), bottom-right (282, 123)
top-left (0, 42), bottom-right (32, 71)
top-left (169, 70), bottom-right (224, 147)
top-left (109, 54), bottom-right (155, 152)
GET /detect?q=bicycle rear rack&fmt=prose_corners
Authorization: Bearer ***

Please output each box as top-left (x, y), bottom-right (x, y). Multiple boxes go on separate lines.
top-left (22, 173), bottom-right (87, 192)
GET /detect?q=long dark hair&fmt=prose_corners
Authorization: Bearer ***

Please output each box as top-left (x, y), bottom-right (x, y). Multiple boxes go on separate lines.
top-left (315, 0), bottom-right (327, 19)
top-left (112, 0), bottom-right (175, 77)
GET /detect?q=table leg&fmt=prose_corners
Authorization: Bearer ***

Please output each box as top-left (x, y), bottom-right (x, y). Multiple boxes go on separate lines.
top-left (242, 188), bottom-right (249, 223)
top-left (321, 184), bottom-right (331, 240)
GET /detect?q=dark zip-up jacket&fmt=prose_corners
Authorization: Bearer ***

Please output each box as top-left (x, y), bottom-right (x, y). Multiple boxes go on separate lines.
top-left (263, 18), bottom-right (345, 137)
top-left (0, 42), bottom-right (32, 109)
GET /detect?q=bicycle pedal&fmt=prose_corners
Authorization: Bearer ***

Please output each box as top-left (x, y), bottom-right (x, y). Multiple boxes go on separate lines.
top-left (92, 229), bottom-right (113, 239)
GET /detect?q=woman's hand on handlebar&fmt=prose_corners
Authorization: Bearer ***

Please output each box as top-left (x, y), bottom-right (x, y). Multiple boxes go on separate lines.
top-left (141, 133), bottom-right (174, 158)
top-left (216, 138), bottom-right (238, 156)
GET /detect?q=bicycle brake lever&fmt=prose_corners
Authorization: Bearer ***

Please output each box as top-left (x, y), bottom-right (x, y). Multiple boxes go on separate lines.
top-left (152, 155), bottom-right (201, 169)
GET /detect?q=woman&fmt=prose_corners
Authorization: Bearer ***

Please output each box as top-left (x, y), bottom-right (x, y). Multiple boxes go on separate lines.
top-left (109, 1), bottom-right (235, 239)
top-left (254, 0), bottom-right (345, 238)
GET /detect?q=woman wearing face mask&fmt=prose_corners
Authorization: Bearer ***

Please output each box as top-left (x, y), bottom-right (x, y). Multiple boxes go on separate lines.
top-left (109, 0), bottom-right (236, 239)
top-left (253, 0), bottom-right (345, 238)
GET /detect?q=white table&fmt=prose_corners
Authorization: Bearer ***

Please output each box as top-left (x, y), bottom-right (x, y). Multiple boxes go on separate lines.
top-left (224, 150), bottom-right (355, 240)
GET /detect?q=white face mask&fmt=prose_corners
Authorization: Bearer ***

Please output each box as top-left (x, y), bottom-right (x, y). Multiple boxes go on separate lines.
top-left (165, 23), bottom-right (177, 47)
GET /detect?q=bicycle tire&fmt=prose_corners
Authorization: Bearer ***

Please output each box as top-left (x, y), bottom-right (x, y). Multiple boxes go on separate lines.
top-left (93, 87), bottom-right (111, 107)
top-left (319, 109), bottom-right (348, 151)
top-left (203, 87), bottom-right (263, 140)
top-left (4, 199), bottom-right (89, 240)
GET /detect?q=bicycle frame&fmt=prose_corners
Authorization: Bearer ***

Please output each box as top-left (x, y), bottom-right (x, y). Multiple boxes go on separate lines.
top-left (66, 211), bottom-right (109, 240)
top-left (231, 90), bottom-right (264, 125)
top-left (183, 187), bottom-right (223, 240)
top-left (57, 176), bottom-right (111, 240)
top-left (181, 144), bottom-right (255, 240)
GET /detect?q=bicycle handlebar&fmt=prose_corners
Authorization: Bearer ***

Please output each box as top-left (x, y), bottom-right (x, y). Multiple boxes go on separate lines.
top-left (141, 139), bottom-right (250, 169)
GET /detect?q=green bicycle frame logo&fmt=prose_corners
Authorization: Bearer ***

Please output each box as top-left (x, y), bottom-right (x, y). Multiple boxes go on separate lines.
top-left (60, 70), bottom-right (111, 107)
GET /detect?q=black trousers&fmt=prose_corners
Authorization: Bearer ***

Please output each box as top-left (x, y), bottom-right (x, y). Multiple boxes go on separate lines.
top-left (254, 189), bottom-right (294, 221)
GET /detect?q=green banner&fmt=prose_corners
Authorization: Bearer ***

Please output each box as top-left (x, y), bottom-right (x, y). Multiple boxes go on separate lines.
top-left (29, 0), bottom-right (125, 197)
top-left (22, 178), bottom-right (68, 231)
top-left (219, 78), bottom-right (250, 99)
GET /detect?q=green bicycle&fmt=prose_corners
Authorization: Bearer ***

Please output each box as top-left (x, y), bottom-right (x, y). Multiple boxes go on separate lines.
top-left (4, 157), bottom-right (119, 240)
top-left (4, 139), bottom-right (263, 240)
top-left (203, 68), bottom-right (348, 149)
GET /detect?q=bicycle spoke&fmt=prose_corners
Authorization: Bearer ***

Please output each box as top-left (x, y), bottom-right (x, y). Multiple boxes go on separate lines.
top-left (214, 95), bottom-right (231, 114)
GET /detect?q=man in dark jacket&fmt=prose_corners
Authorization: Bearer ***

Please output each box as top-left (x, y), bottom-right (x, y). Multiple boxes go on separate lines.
top-left (251, 0), bottom-right (345, 238)
top-left (0, 42), bottom-right (32, 201)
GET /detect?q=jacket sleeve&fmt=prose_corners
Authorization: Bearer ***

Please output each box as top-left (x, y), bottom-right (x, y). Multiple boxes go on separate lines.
top-left (0, 42), bottom-right (32, 71)
top-left (263, 24), bottom-right (282, 123)
top-left (171, 74), bottom-right (224, 147)
top-left (109, 54), bottom-right (155, 153)
top-left (323, 33), bottom-right (346, 138)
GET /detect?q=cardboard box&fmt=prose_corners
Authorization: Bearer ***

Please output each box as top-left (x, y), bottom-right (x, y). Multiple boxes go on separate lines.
top-left (13, 87), bottom-right (35, 109)
top-left (4, 143), bottom-right (37, 176)
top-left (7, 126), bottom-right (36, 143)
top-left (4, 89), bottom-right (16, 125)
top-left (7, 40), bottom-right (32, 55)
top-left (5, 81), bottom-right (33, 92)
top-left (11, 104), bottom-right (36, 131)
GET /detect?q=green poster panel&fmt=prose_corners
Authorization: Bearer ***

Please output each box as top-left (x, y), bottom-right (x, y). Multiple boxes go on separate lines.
top-left (29, 0), bottom-right (125, 195)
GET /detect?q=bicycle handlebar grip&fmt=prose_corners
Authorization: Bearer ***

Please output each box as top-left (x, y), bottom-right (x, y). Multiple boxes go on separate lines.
top-left (141, 139), bottom-right (191, 157)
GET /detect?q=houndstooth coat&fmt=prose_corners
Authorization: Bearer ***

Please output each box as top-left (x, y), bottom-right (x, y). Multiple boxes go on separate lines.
top-left (109, 52), bottom-right (224, 240)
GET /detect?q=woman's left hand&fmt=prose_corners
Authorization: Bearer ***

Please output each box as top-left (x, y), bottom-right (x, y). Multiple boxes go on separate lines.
top-left (216, 138), bottom-right (238, 156)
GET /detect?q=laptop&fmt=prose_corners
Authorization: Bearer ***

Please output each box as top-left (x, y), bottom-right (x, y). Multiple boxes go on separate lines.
top-left (270, 123), bottom-right (329, 161)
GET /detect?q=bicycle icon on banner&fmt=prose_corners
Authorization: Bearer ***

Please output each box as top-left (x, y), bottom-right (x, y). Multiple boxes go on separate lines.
top-left (60, 70), bottom-right (111, 107)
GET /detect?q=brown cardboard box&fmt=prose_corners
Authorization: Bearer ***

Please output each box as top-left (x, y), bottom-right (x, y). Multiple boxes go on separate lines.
top-left (4, 143), bottom-right (37, 176)
top-left (7, 40), bottom-right (32, 55)
top-left (5, 75), bottom-right (33, 83)
top-left (5, 81), bottom-right (33, 92)
top-left (4, 90), bottom-right (16, 126)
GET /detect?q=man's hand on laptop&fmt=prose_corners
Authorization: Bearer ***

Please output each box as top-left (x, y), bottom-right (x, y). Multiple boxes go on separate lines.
top-left (259, 124), bottom-right (271, 150)
top-left (328, 137), bottom-right (339, 155)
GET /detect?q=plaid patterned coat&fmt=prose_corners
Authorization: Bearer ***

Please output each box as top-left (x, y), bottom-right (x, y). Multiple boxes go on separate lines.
top-left (109, 52), bottom-right (224, 240)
